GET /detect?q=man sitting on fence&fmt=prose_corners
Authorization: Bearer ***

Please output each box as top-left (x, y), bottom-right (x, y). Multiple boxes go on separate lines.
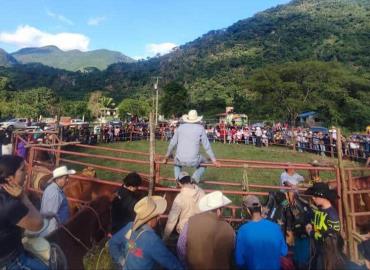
top-left (164, 110), bottom-right (220, 183)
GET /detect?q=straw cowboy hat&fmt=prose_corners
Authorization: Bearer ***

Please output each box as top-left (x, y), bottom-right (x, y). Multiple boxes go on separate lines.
top-left (133, 196), bottom-right (167, 231)
top-left (47, 166), bottom-right (76, 184)
top-left (182, 110), bottom-right (203, 123)
top-left (198, 191), bottom-right (231, 212)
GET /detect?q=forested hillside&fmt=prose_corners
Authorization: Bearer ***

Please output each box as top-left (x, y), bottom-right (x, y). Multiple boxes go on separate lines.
top-left (0, 0), bottom-right (369, 129)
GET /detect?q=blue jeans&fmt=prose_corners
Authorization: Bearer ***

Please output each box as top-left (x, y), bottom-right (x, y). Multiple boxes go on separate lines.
top-left (3, 251), bottom-right (48, 270)
top-left (174, 165), bottom-right (206, 184)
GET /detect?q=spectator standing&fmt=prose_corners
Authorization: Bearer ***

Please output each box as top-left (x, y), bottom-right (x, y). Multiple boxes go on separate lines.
top-left (255, 127), bottom-right (263, 147)
top-left (177, 191), bottom-right (234, 270)
top-left (163, 171), bottom-right (205, 241)
top-left (164, 110), bottom-right (220, 183)
top-left (0, 155), bottom-right (47, 269)
top-left (40, 166), bottom-right (75, 236)
top-left (1, 128), bottom-right (12, 155)
top-left (235, 195), bottom-right (288, 270)
top-left (111, 172), bottom-right (143, 234)
top-left (109, 196), bottom-right (183, 270)
top-left (305, 182), bottom-right (341, 270)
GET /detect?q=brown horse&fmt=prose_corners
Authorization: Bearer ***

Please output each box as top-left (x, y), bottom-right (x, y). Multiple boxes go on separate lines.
top-left (46, 195), bottom-right (111, 270)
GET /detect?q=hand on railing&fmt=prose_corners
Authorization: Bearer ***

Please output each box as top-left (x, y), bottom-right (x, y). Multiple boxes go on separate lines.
top-left (212, 159), bottom-right (221, 167)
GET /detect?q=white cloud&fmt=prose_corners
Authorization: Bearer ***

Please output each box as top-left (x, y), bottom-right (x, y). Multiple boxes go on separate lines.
top-left (46, 9), bottom-right (74, 25)
top-left (0, 25), bottom-right (90, 51)
top-left (87, 16), bottom-right (106, 26)
top-left (145, 42), bottom-right (177, 56)
top-left (132, 56), bottom-right (145, 60)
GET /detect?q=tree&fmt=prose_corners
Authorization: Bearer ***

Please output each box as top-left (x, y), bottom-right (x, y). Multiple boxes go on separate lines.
top-left (247, 61), bottom-right (370, 129)
top-left (60, 101), bottom-right (92, 120)
top-left (117, 99), bottom-right (150, 119)
top-left (161, 82), bottom-right (190, 118)
top-left (87, 91), bottom-right (103, 118)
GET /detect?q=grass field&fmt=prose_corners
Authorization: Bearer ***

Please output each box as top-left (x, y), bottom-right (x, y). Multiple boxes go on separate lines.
top-left (74, 140), bottom-right (358, 270)
top-left (64, 140), bottom-right (356, 187)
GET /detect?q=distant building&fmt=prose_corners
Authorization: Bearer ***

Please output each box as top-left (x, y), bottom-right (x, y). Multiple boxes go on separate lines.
top-left (216, 107), bottom-right (248, 126)
top-left (298, 111), bottom-right (323, 127)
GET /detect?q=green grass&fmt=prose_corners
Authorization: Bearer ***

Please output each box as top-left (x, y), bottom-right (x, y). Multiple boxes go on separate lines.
top-left (63, 140), bottom-right (351, 187)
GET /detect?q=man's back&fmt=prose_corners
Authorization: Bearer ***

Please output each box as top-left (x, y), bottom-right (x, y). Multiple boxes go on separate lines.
top-left (111, 187), bottom-right (139, 234)
top-left (175, 123), bottom-right (206, 163)
top-left (235, 219), bottom-right (287, 270)
top-left (109, 222), bottom-right (183, 270)
top-left (187, 211), bottom-right (234, 270)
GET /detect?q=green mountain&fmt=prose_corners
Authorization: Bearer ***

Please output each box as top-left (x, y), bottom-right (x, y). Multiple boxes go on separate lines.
top-left (0, 0), bottom-right (369, 129)
top-left (11, 45), bottom-right (135, 71)
top-left (0, 48), bottom-right (18, 67)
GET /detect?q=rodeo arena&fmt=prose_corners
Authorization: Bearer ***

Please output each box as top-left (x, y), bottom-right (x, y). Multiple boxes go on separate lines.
top-left (0, 110), bottom-right (370, 270)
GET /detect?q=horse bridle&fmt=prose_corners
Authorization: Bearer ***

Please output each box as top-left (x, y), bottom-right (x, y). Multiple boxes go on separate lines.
top-left (60, 204), bottom-right (108, 252)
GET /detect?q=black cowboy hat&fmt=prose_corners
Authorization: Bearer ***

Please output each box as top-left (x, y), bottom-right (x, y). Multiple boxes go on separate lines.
top-left (305, 182), bottom-right (339, 201)
top-left (358, 239), bottom-right (370, 261)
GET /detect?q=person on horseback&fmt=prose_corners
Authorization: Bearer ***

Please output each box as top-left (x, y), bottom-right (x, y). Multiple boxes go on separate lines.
top-left (109, 196), bottom-right (183, 270)
top-left (163, 110), bottom-right (220, 183)
top-left (111, 172), bottom-right (143, 234)
top-left (0, 155), bottom-right (47, 269)
top-left (40, 165), bottom-right (76, 236)
top-left (305, 182), bottom-right (341, 270)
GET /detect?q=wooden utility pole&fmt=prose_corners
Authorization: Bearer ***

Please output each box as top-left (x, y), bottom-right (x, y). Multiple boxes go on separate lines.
top-left (336, 128), bottom-right (354, 259)
top-left (148, 112), bottom-right (155, 196)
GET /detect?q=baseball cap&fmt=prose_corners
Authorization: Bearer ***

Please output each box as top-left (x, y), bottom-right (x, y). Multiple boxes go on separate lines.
top-left (177, 171), bottom-right (191, 182)
top-left (243, 195), bottom-right (261, 208)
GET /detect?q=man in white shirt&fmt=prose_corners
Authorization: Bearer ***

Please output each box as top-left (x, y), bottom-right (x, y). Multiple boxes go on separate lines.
top-left (280, 164), bottom-right (304, 187)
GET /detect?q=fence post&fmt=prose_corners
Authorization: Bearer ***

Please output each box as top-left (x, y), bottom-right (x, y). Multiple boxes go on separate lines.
top-left (330, 133), bottom-right (334, 158)
top-left (55, 144), bottom-right (61, 167)
top-left (336, 128), bottom-right (354, 259)
top-left (155, 161), bottom-right (161, 185)
top-left (26, 147), bottom-right (35, 191)
top-left (148, 112), bottom-right (155, 197)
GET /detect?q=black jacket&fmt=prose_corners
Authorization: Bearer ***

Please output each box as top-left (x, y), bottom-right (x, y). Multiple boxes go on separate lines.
top-left (111, 187), bottom-right (140, 234)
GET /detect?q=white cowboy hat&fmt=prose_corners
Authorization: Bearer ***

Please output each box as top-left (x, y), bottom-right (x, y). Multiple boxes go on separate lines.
top-left (182, 110), bottom-right (203, 123)
top-left (47, 166), bottom-right (76, 183)
top-left (133, 196), bottom-right (167, 231)
top-left (198, 191), bottom-right (231, 212)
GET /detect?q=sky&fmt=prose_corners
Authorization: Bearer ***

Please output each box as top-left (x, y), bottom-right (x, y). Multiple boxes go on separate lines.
top-left (0, 0), bottom-right (291, 59)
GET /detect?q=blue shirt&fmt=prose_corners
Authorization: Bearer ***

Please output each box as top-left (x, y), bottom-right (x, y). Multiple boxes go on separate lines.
top-left (166, 123), bottom-right (216, 166)
top-left (109, 222), bottom-right (183, 270)
top-left (40, 182), bottom-right (70, 235)
top-left (235, 219), bottom-right (288, 270)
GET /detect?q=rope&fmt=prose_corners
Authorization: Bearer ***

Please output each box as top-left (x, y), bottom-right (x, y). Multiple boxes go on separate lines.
top-left (95, 243), bottom-right (108, 270)
top-left (242, 164), bottom-right (249, 191)
top-left (60, 224), bottom-right (90, 251)
top-left (83, 205), bottom-right (107, 236)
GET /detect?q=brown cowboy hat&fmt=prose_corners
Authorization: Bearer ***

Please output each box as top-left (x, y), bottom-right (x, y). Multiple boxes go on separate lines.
top-left (133, 196), bottom-right (167, 231)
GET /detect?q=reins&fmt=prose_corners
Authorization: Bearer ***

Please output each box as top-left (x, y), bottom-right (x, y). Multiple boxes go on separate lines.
top-left (59, 204), bottom-right (108, 251)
